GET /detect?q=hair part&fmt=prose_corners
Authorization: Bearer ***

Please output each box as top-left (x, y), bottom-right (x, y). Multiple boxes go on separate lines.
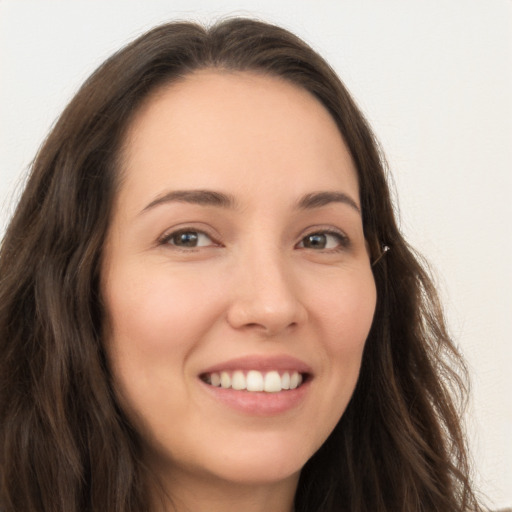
top-left (0, 18), bottom-right (483, 512)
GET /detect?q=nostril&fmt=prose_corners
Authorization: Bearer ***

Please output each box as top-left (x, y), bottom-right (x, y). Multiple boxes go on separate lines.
top-left (244, 321), bottom-right (298, 338)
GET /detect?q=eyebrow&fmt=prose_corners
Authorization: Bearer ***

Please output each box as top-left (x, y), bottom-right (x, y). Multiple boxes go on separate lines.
top-left (141, 189), bottom-right (237, 213)
top-left (297, 191), bottom-right (361, 214)
top-left (140, 189), bottom-right (360, 215)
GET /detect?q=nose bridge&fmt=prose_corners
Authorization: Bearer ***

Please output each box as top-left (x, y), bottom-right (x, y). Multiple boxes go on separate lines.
top-left (227, 236), bottom-right (306, 334)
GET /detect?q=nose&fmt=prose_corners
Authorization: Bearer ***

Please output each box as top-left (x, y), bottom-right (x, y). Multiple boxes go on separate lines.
top-left (226, 249), bottom-right (308, 337)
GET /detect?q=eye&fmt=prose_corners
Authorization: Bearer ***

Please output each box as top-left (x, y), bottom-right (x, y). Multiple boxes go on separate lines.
top-left (297, 231), bottom-right (349, 251)
top-left (162, 230), bottom-right (214, 248)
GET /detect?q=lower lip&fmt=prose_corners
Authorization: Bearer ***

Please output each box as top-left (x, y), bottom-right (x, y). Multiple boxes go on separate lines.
top-left (200, 379), bottom-right (311, 416)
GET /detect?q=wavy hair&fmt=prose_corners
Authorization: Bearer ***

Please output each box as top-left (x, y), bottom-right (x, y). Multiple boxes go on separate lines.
top-left (0, 18), bottom-right (482, 512)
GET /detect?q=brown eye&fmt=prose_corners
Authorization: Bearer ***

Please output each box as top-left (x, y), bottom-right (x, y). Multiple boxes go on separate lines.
top-left (298, 232), bottom-right (348, 250)
top-left (166, 231), bottom-right (213, 248)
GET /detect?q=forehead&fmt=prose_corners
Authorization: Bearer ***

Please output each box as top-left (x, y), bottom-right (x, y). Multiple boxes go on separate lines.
top-left (118, 70), bottom-right (359, 211)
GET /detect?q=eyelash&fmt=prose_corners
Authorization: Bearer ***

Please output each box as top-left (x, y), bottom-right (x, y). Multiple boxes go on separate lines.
top-left (158, 227), bottom-right (350, 252)
top-left (296, 229), bottom-right (350, 251)
top-left (158, 229), bottom-right (219, 250)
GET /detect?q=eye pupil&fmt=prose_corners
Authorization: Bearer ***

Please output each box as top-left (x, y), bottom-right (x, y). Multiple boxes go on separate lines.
top-left (304, 233), bottom-right (327, 249)
top-left (173, 232), bottom-right (198, 247)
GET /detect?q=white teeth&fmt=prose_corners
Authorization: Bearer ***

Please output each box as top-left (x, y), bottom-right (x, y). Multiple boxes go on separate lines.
top-left (220, 371), bottom-right (231, 389)
top-left (246, 370), bottom-right (264, 391)
top-left (205, 370), bottom-right (304, 392)
top-left (281, 372), bottom-right (290, 390)
top-left (264, 371), bottom-right (282, 393)
top-left (290, 372), bottom-right (302, 390)
top-left (231, 370), bottom-right (246, 390)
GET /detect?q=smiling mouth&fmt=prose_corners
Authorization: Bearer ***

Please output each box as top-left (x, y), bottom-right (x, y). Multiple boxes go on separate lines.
top-left (200, 370), bottom-right (307, 393)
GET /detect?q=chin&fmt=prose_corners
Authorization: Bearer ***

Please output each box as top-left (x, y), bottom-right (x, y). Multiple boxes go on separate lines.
top-left (211, 452), bottom-right (305, 485)
top-left (147, 428), bottom-right (315, 489)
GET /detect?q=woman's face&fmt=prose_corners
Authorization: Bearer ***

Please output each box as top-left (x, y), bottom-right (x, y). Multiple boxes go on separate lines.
top-left (102, 71), bottom-right (376, 490)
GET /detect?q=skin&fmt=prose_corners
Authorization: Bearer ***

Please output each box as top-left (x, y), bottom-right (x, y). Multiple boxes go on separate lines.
top-left (102, 70), bottom-right (377, 512)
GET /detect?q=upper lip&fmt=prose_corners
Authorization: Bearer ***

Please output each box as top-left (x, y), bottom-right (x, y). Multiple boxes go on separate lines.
top-left (199, 354), bottom-right (313, 376)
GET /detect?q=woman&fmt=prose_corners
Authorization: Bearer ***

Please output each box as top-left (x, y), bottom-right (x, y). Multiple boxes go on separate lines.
top-left (0, 18), bottom-right (483, 512)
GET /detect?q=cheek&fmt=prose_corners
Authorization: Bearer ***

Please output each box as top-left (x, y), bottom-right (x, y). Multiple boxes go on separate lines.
top-left (290, 268), bottom-right (375, 454)
top-left (104, 265), bottom-right (225, 358)
top-left (313, 268), bottom-right (376, 344)
top-left (310, 268), bottom-right (376, 389)
top-left (101, 265), bottom-right (230, 429)
top-left (102, 267), bottom-right (223, 428)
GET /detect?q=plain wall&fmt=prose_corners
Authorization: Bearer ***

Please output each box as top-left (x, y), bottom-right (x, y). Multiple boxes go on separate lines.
top-left (1, 0), bottom-right (511, 508)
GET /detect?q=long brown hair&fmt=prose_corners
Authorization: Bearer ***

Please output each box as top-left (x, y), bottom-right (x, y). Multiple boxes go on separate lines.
top-left (0, 18), bottom-right (483, 512)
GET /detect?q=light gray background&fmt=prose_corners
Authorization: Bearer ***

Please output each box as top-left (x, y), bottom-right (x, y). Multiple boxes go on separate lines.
top-left (1, 0), bottom-right (511, 508)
